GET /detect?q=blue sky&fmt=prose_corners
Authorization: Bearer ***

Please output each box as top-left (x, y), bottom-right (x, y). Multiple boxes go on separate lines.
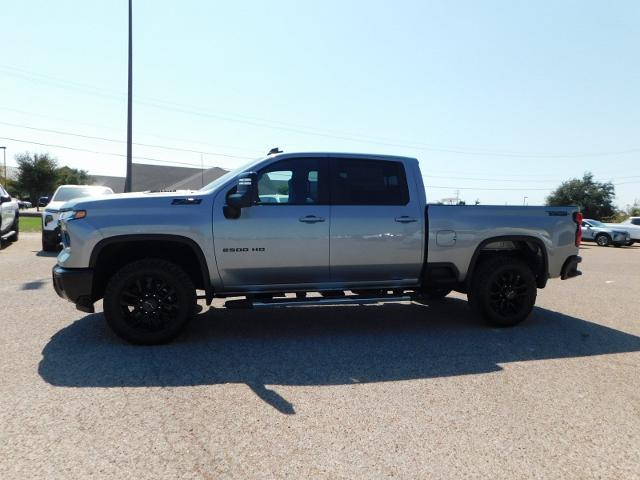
top-left (1, 0), bottom-right (638, 206)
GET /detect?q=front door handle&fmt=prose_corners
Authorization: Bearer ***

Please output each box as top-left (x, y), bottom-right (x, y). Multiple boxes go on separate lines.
top-left (395, 216), bottom-right (417, 223)
top-left (299, 215), bottom-right (325, 223)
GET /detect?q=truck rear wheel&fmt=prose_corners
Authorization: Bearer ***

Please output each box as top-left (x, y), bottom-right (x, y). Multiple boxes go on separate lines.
top-left (103, 258), bottom-right (196, 345)
top-left (468, 256), bottom-right (537, 327)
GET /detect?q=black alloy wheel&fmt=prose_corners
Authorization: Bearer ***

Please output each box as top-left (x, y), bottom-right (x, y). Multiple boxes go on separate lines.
top-left (103, 258), bottom-right (196, 344)
top-left (469, 256), bottom-right (537, 327)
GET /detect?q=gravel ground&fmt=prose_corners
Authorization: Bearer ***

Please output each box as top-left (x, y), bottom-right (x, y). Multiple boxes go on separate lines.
top-left (1, 234), bottom-right (639, 479)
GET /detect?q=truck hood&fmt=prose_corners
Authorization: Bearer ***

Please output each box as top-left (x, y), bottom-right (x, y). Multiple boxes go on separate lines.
top-left (60, 190), bottom-right (201, 211)
top-left (43, 201), bottom-right (68, 212)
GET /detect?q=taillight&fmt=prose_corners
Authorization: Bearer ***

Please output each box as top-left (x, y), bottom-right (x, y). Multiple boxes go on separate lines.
top-left (573, 212), bottom-right (583, 247)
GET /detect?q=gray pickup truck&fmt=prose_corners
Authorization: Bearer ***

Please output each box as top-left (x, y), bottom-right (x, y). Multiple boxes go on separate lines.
top-left (52, 152), bottom-right (583, 344)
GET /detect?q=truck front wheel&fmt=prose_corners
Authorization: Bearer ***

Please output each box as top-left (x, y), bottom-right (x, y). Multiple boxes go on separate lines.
top-left (103, 258), bottom-right (196, 345)
top-left (468, 256), bottom-right (537, 327)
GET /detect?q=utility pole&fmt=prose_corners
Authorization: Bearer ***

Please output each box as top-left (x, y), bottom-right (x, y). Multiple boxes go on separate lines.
top-left (523, 196), bottom-right (528, 206)
top-left (1, 147), bottom-right (6, 188)
top-left (124, 0), bottom-right (133, 192)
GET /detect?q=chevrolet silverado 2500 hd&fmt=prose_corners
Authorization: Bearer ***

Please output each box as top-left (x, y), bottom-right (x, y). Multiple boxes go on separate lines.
top-left (52, 152), bottom-right (582, 344)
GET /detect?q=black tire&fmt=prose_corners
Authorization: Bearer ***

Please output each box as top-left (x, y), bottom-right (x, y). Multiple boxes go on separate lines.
top-left (595, 233), bottom-right (611, 247)
top-left (8, 214), bottom-right (19, 242)
top-left (468, 256), bottom-right (537, 327)
top-left (422, 287), bottom-right (452, 300)
top-left (41, 234), bottom-right (58, 252)
top-left (103, 258), bottom-right (196, 345)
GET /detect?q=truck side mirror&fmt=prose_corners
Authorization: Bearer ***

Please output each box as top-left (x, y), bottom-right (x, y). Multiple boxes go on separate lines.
top-left (0, 194), bottom-right (11, 204)
top-left (225, 172), bottom-right (257, 218)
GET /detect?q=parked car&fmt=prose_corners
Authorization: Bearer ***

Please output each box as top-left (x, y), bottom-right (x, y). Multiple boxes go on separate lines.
top-left (52, 152), bottom-right (583, 345)
top-left (15, 198), bottom-right (32, 209)
top-left (604, 217), bottom-right (640, 245)
top-left (0, 184), bottom-right (19, 244)
top-left (42, 185), bottom-right (114, 251)
top-left (581, 219), bottom-right (631, 247)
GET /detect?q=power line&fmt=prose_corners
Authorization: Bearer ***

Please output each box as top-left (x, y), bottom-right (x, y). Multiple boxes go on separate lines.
top-left (4, 120), bottom-right (640, 184)
top-left (0, 136), bottom-right (237, 169)
top-left (5, 135), bottom-right (639, 191)
top-left (3, 64), bottom-right (640, 159)
top-left (0, 121), bottom-right (255, 159)
top-left (0, 105), bottom-right (264, 155)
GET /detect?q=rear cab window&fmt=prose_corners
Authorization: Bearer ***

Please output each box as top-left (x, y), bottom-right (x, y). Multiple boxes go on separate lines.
top-left (330, 158), bottom-right (409, 205)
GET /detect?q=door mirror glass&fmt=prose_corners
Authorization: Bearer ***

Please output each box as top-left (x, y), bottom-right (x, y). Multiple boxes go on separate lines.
top-left (0, 194), bottom-right (11, 204)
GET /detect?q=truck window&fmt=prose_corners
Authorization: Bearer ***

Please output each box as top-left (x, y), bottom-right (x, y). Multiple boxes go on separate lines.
top-left (632, 219), bottom-right (640, 226)
top-left (330, 158), bottom-right (409, 205)
top-left (255, 157), bottom-right (328, 205)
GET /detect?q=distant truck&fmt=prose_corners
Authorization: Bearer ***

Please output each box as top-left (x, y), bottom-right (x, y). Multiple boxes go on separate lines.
top-left (52, 152), bottom-right (583, 344)
top-left (42, 185), bottom-right (113, 251)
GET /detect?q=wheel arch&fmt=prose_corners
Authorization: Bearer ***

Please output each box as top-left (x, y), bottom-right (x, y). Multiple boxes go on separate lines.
top-left (89, 234), bottom-right (213, 304)
top-left (466, 235), bottom-right (549, 289)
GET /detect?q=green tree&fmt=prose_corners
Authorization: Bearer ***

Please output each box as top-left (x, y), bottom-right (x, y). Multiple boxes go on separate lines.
top-left (546, 172), bottom-right (615, 219)
top-left (14, 152), bottom-right (59, 209)
top-left (56, 165), bottom-right (89, 186)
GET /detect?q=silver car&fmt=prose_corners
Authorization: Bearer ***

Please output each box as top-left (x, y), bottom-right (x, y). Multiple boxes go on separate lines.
top-left (581, 219), bottom-right (631, 247)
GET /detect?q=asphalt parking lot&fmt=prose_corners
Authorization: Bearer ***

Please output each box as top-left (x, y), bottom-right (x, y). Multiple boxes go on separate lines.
top-left (1, 233), bottom-right (639, 479)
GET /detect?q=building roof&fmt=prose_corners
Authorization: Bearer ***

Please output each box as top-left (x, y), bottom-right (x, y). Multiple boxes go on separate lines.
top-left (165, 166), bottom-right (229, 190)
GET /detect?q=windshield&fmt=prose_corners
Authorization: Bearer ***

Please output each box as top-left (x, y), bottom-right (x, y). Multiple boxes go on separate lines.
top-left (53, 186), bottom-right (113, 202)
top-left (199, 157), bottom-right (264, 192)
top-left (587, 220), bottom-right (605, 227)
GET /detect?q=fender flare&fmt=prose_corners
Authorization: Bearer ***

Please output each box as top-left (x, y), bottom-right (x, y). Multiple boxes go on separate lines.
top-left (89, 234), bottom-right (213, 302)
top-left (466, 235), bottom-right (549, 289)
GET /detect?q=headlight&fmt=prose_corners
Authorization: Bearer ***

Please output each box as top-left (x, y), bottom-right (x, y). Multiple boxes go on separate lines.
top-left (59, 210), bottom-right (87, 221)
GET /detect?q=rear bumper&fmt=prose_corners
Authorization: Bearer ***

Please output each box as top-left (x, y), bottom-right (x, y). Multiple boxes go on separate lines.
top-left (52, 265), bottom-right (95, 313)
top-left (560, 255), bottom-right (582, 280)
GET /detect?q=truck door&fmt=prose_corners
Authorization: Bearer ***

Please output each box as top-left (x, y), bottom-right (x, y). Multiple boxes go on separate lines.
top-left (213, 157), bottom-right (330, 289)
top-left (329, 157), bottom-right (424, 285)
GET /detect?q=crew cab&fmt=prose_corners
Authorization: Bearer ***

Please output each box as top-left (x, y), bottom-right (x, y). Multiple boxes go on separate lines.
top-left (52, 152), bottom-right (583, 344)
top-left (0, 184), bottom-right (19, 245)
top-left (42, 185), bottom-right (113, 251)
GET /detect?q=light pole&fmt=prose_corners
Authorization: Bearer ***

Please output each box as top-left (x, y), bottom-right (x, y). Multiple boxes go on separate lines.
top-left (124, 0), bottom-right (133, 192)
top-left (1, 147), bottom-right (6, 188)
top-left (523, 196), bottom-right (528, 206)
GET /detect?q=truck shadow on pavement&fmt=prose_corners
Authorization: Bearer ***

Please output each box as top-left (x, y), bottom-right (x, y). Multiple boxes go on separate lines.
top-left (39, 298), bottom-right (640, 414)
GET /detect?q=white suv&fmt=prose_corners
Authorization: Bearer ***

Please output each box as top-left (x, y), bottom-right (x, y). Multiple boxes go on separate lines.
top-left (0, 184), bottom-right (19, 244)
top-left (605, 216), bottom-right (640, 245)
top-left (42, 185), bottom-right (113, 251)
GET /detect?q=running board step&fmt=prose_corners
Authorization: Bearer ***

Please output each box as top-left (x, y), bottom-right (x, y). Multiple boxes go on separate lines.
top-left (0, 230), bottom-right (16, 241)
top-left (225, 295), bottom-right (412, 309)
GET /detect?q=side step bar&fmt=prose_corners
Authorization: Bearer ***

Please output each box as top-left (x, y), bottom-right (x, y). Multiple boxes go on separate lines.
top-left (225, 295), bottom-right (412, 309)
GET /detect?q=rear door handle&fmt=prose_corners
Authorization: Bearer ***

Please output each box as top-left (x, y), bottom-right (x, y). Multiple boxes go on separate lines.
top-left (395, 216), bottom-right (417, 223)
top-left (299, 215), bottom-right (325, 223)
